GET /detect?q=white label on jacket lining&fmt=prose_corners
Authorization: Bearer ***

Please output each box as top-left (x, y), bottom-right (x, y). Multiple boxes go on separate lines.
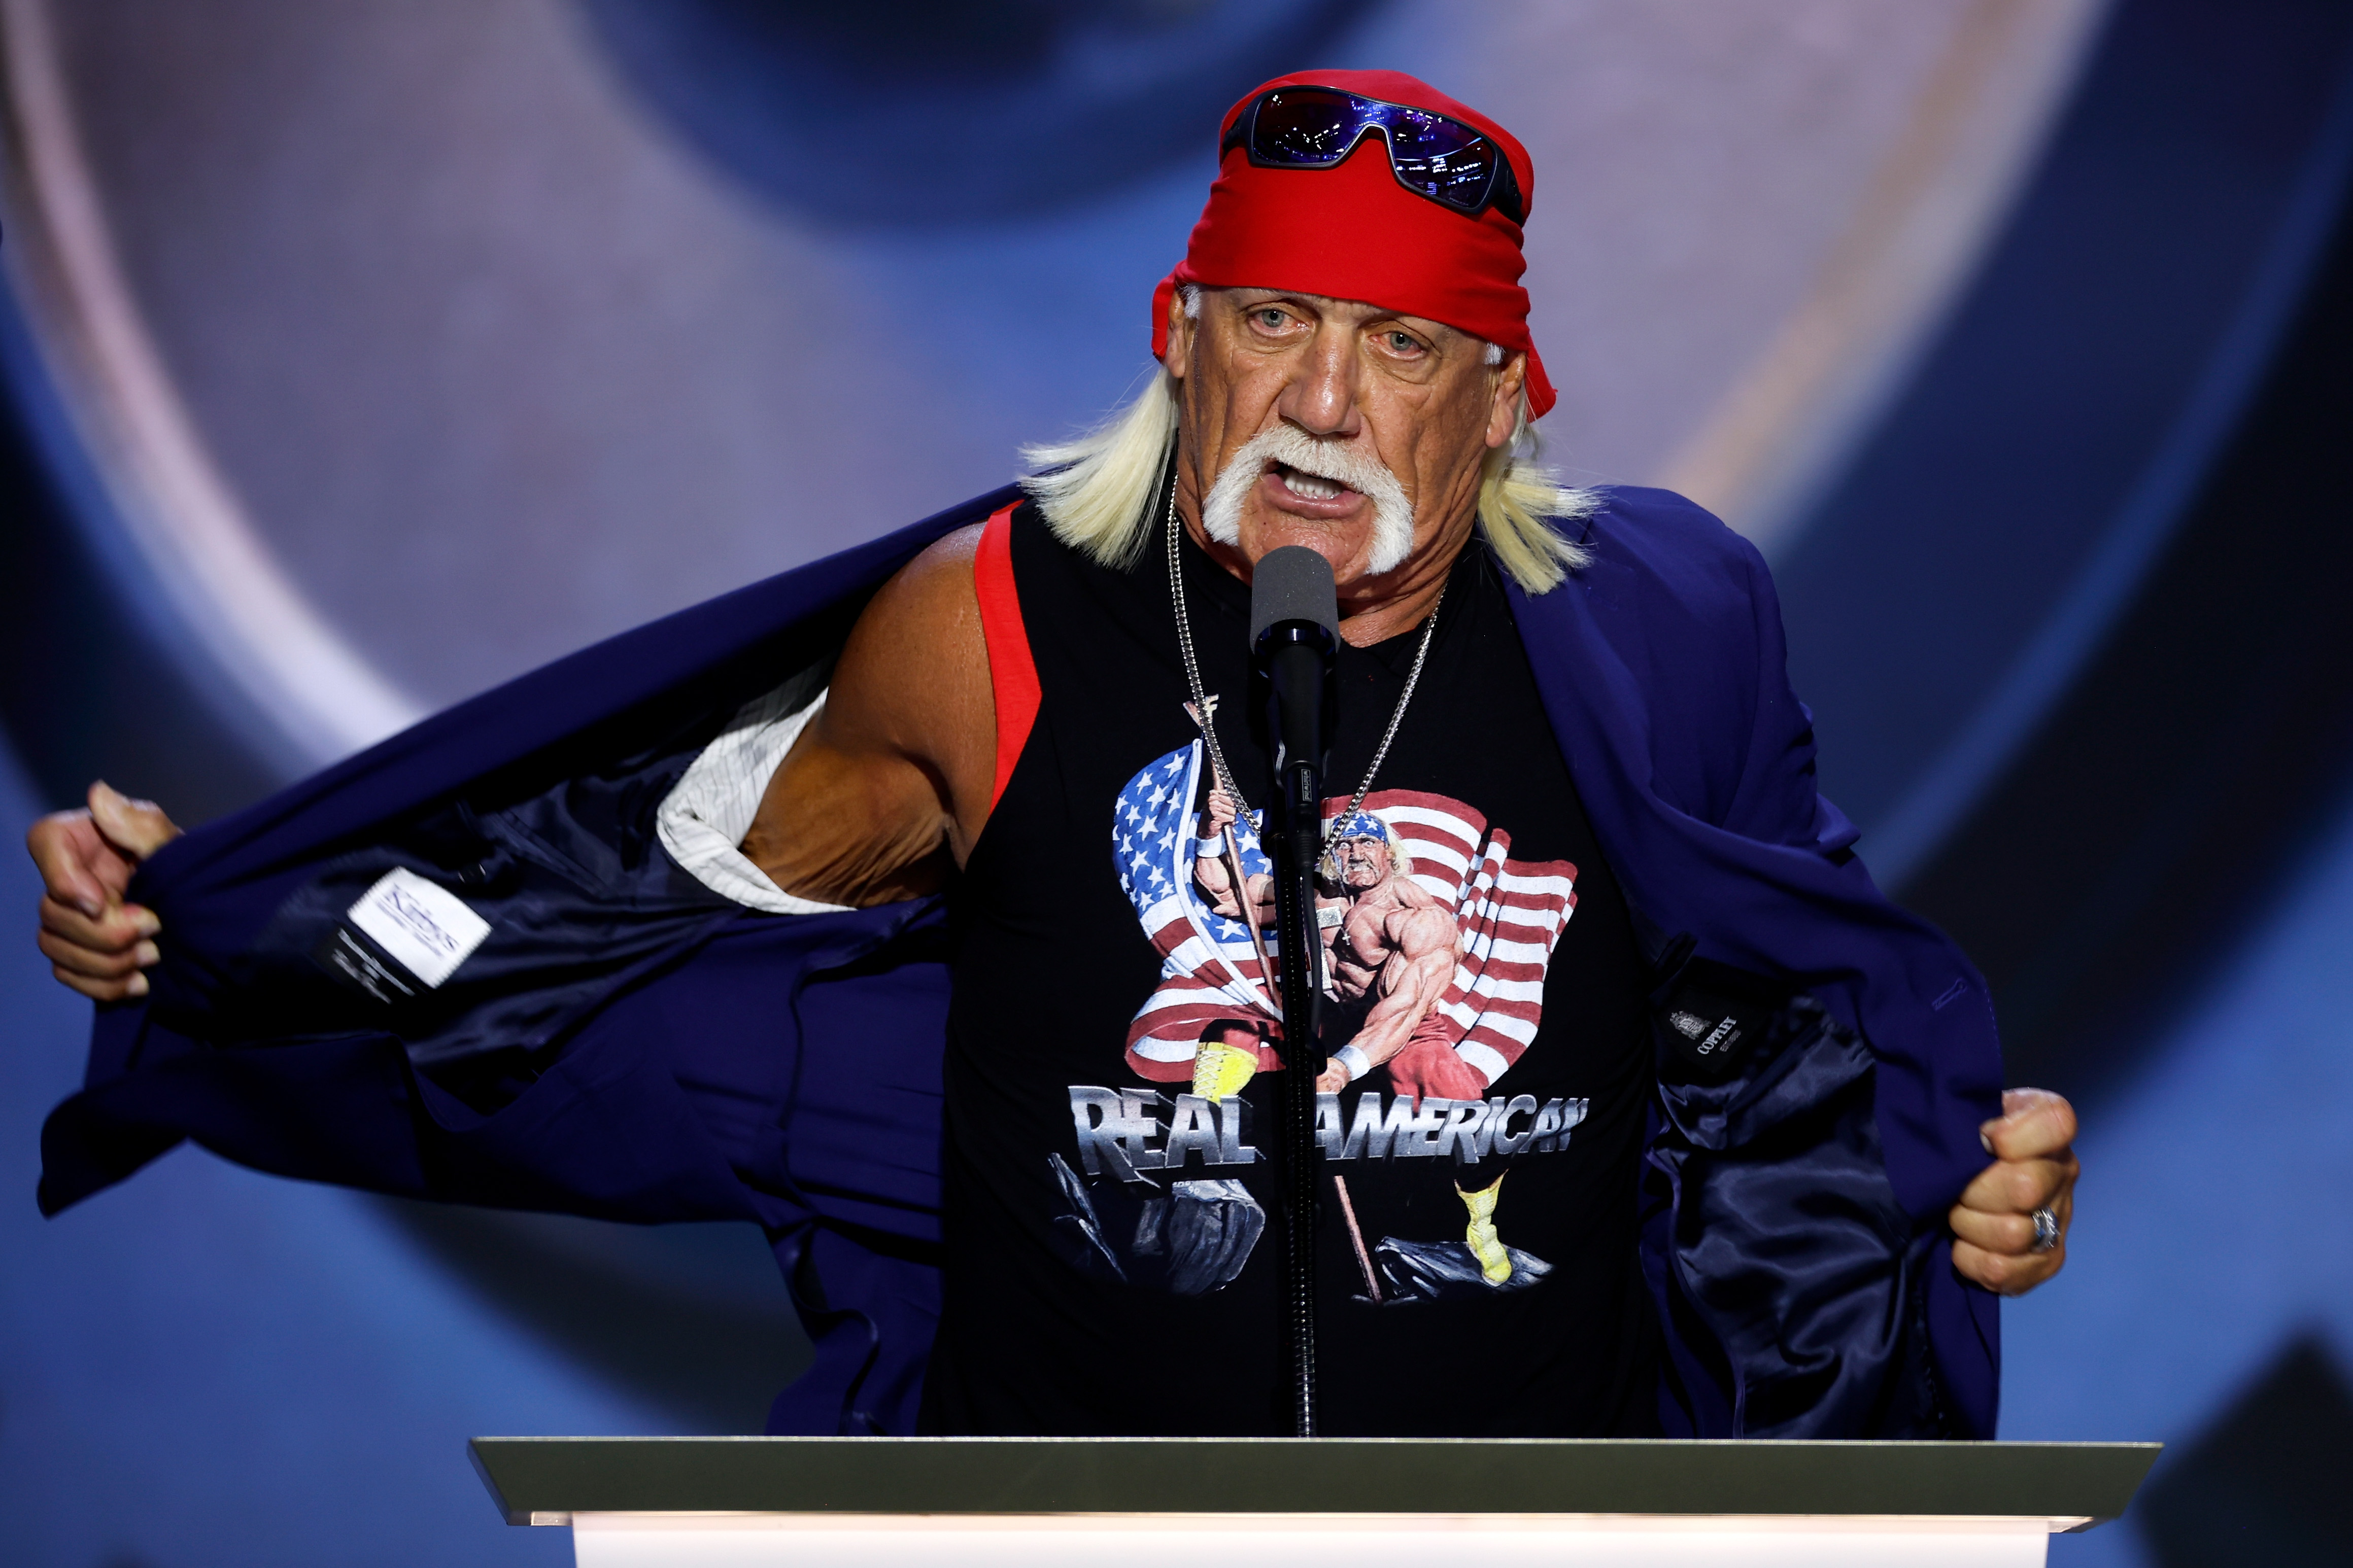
top-left (346, 868), bottom-right (490, 988)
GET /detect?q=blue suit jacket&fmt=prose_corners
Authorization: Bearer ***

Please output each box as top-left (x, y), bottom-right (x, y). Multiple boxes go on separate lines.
top-left (39, 484), bottom-right (2003, 1439)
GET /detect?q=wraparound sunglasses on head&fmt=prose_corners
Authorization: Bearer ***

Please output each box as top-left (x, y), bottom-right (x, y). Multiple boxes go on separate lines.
top-left (1221, 86), bottom-right (1527, 226)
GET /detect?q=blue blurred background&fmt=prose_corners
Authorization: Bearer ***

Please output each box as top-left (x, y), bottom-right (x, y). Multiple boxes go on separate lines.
top-left (3, 1), bottom-right (2351, 1562)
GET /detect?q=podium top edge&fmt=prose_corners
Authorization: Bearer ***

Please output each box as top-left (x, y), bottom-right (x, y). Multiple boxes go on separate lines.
top-left (471, 1436), bottom-right (2161, 1449)
top-left (466, 1438), bottom-right (2161, 1528)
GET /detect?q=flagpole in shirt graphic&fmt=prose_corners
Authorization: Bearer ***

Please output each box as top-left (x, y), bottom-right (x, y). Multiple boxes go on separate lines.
top-left (1185, 697), bottom-right (1281, 1027)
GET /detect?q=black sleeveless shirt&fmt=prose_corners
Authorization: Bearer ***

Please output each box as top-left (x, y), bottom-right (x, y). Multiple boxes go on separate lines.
top-left (918, 503), bottom-right (1658, 1436)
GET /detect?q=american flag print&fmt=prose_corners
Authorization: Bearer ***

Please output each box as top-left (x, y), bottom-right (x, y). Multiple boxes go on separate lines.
top-left (1354, 788), bottom-right (1578, 1089)
top-left (1112, 742), bottom-right (1580, 1091)
top-left (1114, 740), bottom-right (1282, 1079)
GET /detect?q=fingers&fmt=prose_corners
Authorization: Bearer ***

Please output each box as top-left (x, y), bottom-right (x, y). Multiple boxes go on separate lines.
top-left (27, 811), bottom-right (128, 918)
top-left (28, 788), bottom-right (172, 1005)
top-left (1950, 1205), bottom-right (2032, 1253)
top-left (87, 780), bottom-right (182, 861)
top-left (47, 965), bottom-right (147, 1001)
top-left (1958, 1149), bottom-right (2076, 1214)
top-left (1949, 1192), bottom-right (2071, 1255)
top-left (38, 923), bottom-right (158, 979)
top-left (1981, 1087), bottom-right (2078, 1161)
top-left (1951, 1233), bottom-right (2064, 1296)
top-left (40, 921), bottom-right (157, 1002)
top-left (1951, 1124), bottom-right (2076, 1297)
top-left (25, 777), bottom-right (176, 919)
top-left (40, 893), bottom-right (160, 951)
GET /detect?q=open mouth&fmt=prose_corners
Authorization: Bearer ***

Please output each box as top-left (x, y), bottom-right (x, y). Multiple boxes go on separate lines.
top-left (1272, 461), bottom-right (1355, 502)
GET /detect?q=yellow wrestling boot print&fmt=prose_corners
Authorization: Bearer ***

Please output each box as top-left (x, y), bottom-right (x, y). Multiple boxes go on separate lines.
top-left (1457, 1172), bottom-right (1513, 1284)
top-left (1191, 1041), bottom-right (1257, 1103)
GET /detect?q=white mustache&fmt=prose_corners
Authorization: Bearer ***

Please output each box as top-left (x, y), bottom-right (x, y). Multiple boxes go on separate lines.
top-left (1200, 426), bottom-right (1417, 575)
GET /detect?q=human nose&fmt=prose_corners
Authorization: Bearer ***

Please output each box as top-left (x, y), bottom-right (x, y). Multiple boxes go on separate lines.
top-left (1276, 324), bottom-right (1362, 438)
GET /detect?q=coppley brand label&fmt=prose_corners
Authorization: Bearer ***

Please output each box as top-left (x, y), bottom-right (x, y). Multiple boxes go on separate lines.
top-left (344, 867), bottom-right (491, 989)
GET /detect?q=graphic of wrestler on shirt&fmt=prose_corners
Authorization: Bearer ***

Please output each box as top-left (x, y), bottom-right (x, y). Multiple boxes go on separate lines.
top-left (1195, 784), bottom-right (1482, 1102)
top-left (1051, 737), bottom-right (1591, 1301)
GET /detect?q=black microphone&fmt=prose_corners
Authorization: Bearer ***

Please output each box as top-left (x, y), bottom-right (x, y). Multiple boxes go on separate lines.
top-left (1250, 545), bottom-right (1340, 848)
top-left (1247, 545), bottom-right (1337, 1439)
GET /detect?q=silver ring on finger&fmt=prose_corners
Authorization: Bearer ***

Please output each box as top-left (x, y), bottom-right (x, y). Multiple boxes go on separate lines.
top-left (2029, 1206), bottom-right (2061, 1253)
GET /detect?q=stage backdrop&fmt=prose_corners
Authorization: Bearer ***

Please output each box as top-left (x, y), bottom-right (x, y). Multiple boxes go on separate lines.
top-left (3, 3), bottom-right (2352, 1564)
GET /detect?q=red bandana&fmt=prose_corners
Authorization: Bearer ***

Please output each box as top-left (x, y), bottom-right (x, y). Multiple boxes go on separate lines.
top-left (1151, 69), bottom-right (1554, 419)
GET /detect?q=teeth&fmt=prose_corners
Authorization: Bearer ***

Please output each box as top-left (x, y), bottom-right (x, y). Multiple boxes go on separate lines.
top-left (1278, 467), bottom-right (1344, 500)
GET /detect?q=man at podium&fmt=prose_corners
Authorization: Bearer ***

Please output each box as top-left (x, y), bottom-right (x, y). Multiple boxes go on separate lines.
top-left (27, 72), bottom-right (2078, 1443)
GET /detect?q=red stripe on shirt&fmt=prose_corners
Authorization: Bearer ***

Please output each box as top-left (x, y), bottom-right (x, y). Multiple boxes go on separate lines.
top-left (974, 503), bottom-right (1038, 813)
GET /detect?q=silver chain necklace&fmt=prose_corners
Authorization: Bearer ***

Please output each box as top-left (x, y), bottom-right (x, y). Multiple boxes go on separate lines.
top-left (1164, 470), bottom-right (1445, 840)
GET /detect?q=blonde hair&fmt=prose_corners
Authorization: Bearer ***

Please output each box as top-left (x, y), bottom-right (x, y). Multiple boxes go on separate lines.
top-left (1019, 298), bottom-right (1596, 590)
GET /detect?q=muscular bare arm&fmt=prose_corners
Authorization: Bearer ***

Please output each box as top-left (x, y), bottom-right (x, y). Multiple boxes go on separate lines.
top-left (739, 525), bottom-right (997, 906)
top-left (24, 532), bottom-right (996, 996)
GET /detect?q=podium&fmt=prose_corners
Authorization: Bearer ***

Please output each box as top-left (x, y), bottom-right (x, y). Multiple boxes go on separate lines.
top-left (470, 1437), bottom-right (2158, 1567)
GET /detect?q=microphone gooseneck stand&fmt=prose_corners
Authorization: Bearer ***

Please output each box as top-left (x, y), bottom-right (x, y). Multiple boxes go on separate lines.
top-left (1249, 547), bottom-right (1339, 1439)
top-left (1267, 672), bottom-right (1324, 1438)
